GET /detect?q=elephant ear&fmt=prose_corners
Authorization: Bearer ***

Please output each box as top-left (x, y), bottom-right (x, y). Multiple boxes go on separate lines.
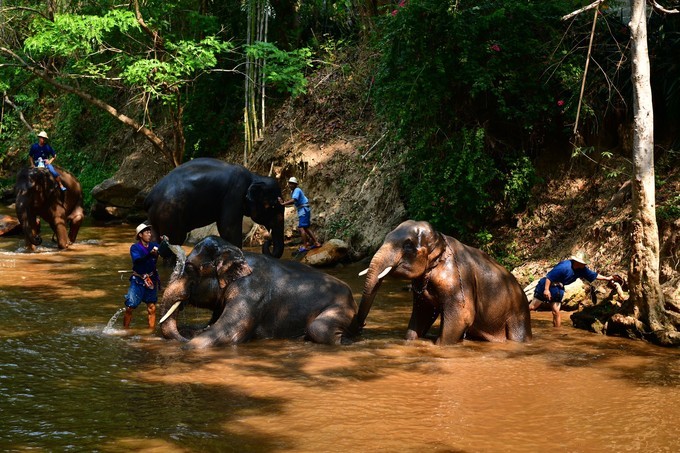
top-left (245, 182), bottom-right (265, 216)
top-left (214, 244), bottom-right (253, 289)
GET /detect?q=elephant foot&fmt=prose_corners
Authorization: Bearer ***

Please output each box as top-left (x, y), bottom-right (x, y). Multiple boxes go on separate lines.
top-left (340, 336), bottom-right (353, 345)
top-left (404, 329), bottom-right (419, 341)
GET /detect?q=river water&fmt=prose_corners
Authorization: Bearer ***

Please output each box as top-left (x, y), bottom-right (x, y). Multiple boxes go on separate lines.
top-left (1, 206), bottom-right (679, 452)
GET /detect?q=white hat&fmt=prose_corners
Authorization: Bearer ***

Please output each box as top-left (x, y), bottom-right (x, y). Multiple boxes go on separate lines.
top-left (288, 177), bottom-right (298, 184)
top-left (569, 252), bottom-right (588, 265)
top-left (136, 223), bottom-right (151, 237)
top-left (37, 131), bottom-right (49, 139)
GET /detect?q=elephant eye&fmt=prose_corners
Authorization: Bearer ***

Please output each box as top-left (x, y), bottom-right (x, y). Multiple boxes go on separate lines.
top-left (185, 262), bottom-right (199, 276)
top-left (403, 239), bottom-right (416, 253)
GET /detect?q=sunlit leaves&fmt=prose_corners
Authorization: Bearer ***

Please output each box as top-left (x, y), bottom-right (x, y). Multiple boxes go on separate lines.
top-left (246, 42), bottom-right (312, 97)
top-left (24, 10), bottom-right (139, 57)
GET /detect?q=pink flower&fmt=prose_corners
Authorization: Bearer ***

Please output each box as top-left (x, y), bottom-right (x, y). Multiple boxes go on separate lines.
top-left (398, 0), bottom-right (407, 6)
top-left (490, 44), bottom-right (501, 52)
top-left (557, 100), bottom-right (565, 106)
top-left (392, 9), bottom-right (398, 16)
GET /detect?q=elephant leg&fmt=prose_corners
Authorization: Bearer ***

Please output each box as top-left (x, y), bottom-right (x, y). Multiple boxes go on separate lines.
top-left (505, 311), bottom-right (532, 342)
top-left (306, 305), bottom-right (354, 345)
top-left (51, 217), bottom-right (70, 249)
top-left (405, 297), bottom-right (440, 340)
top-left (437, 300), bottom-right (474, 345)
top-left (216, 212), bottom-right (244, 248)
top-left (186, 300), bottom-right (255, 348)
top-left (67, 208), bottom-right (84, 243)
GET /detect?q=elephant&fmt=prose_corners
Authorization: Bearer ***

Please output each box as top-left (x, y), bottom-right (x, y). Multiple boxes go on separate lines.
top-left (15, 166), bottom-right (84, 250)
top-left (158, 236), bottom-right (357, 348)
top-left (144, 158), bottom-right (285, 258)
top-left (351, 220), bottom-right (532, 344)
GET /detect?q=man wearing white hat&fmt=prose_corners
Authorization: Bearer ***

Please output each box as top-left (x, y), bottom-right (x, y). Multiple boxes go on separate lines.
top-left (29, 130), bottom-right (66, 191)
top-left (123, 223), bottom-right (161, 329)
top-left (529, 252), bottom-right (613, 328)
top-left (278, 176), bottom-right (321, 253)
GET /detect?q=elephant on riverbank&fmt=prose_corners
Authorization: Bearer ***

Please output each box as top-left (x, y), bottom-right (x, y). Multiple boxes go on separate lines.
top-left (351, 220), bottom-right (532, 344)
top-left (144, 158), bottom-right (285, 257)
top-left (15, 166), bottom-right (84, 250)
top-left (159, 236), bottom-right (357, 348)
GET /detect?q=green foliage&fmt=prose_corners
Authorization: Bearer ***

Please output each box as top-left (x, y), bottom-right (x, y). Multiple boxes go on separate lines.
top-left (246, 42), bottom-right (312, 97)
top-left (503, 156), bottom-right (538, 213)
top-left (370, 0), bottom-right (588, 235)
top-left (327, 216), bottom-right (357, 241)
top-left (48, 94), bottom-right (119, 208)
top-left (657, 194), bottom-right (680, 222)
top-left (24, 11), bottom-right (139, 57)
top-left (401, 128), bottom-right (497, 238)
top-left (373, 0), bottom-right (576, 143)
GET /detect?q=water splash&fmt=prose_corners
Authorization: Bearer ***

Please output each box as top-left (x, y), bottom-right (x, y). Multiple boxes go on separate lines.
top-left (102, 307), bottom-right (126, 334)
top-left (166, 243), bottom-right (187, 280)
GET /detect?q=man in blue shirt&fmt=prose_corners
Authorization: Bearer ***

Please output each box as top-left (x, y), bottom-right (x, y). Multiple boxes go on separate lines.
top-left (279, 177), bottom-right (321, 252)
top-left (29, 131), bottom-right (66, 191)
top-left (123, 223), bottom-right (161, 329)
top-left (529, 253), bottom-right (613, 327)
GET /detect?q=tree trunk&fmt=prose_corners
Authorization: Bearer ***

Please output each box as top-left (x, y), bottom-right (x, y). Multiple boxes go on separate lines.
top-left (608, 0), bottom-right (680, 345)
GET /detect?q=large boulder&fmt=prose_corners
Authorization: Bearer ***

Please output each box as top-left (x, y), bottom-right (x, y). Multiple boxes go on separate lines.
top-left (301, 239), bottom-right (349, 267)
top-left (91, 148), bottom-right (171, 220)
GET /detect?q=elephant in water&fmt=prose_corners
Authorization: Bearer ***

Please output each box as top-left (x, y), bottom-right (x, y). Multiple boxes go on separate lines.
top-left (159, 236), bottom-right (357, 348)
top-left (144, 158), bottom-right (285, 257)
top-left (15, 166), bottom-right (84, 250)
top-left (351, 220), bottom-right (532, 344)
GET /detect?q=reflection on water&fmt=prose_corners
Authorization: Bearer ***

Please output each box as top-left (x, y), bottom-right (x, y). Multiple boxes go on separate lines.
top-left (1, 206), bottom-right (679, 451)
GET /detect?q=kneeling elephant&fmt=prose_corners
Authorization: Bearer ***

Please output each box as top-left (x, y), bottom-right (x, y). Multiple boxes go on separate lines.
top-left (159, 236), bottom-right (357, 348)
top-left (351, 220), bottom-right (532, 344)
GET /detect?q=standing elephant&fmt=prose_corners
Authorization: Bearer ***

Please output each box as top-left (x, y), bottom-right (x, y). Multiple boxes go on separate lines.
top-left (159, 236), bottom-right (357, 348)
top-left (15, 166), bottom-right (84, 250)
top-left (144, 158), bottom-right (285, 258)
top-left (351, 220), bottom-right (532, 344)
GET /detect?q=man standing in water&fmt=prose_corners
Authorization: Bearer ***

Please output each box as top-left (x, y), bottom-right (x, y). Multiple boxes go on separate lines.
top-left (529, 252), bottom-right (613, 328)
top-left (123, 223), bottom-right (160, 329)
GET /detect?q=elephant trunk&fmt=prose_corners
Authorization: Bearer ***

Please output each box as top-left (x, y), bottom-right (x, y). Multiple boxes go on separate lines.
top-left (262, 210), bottom-right (285, 258)
top-left (351, 247), bottom-right (396, 334)
top-left (158, 275), bottom-right (191, 342)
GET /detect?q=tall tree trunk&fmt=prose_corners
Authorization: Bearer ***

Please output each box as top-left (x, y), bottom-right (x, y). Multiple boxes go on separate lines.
top-left (608, 0), bottom-right (680, 345)
top-left (628, 0), bottom-right (663, 325)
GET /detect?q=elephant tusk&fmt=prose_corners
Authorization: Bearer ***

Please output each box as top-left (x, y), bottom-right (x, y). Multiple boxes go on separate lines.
top-left (378, 266), bottom-right (392, 279)
top-left (159, 301), bottom-right (182, 324)
top-left (358, 268), bottom-right (368, 276)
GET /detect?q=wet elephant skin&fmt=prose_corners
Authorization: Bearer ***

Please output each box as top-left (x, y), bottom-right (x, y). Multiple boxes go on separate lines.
top-left (144, 158), bottom-right (285, 257)
top-left (159, 236), bottom-right (357, 348)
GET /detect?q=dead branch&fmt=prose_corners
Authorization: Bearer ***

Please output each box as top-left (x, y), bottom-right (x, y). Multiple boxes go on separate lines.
top-left (647, 0), bottom-right (679, 14)
top-left (562, 0), bottom-right (606, 21)
top-left (3, 94), bottom-right (34, 132)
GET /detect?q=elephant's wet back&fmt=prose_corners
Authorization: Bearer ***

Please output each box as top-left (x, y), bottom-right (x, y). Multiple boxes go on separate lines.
top-left (0, 207), bottom-right (679, 451)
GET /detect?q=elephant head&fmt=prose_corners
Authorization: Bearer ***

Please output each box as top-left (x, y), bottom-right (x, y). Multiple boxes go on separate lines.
top-left (352, 220), bottom-right (447, 333)
top-left (159, 236), bottom-right (253, 342)
top-left (246, 180), bottom-right (285, 258)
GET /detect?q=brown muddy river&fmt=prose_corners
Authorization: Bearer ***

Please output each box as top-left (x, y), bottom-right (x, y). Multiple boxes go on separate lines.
top-left (1, 206), bottom-right (679, 452)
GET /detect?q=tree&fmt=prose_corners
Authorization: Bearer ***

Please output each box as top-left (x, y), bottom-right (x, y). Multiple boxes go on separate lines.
top-left (566, 0), bottom-right (680, 345)
top-left (0, 1), bottom-right (233, 167)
